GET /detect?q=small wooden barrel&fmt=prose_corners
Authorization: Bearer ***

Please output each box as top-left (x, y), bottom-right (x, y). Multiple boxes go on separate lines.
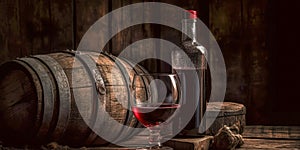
top-left (0, 51), bottom-right (148, 146)
top-left (205, 102), bottom-right (246, 135)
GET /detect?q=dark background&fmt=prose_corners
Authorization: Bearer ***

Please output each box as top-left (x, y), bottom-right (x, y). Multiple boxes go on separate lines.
top-left (0, 0), bottom-right (299, 125)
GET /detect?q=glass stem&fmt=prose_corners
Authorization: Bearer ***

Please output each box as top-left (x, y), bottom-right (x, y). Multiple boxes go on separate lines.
top-left (148, 126), bottom-right (162, 147)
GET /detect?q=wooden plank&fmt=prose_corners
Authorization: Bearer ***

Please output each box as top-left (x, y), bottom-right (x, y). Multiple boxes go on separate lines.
top-left (209, 0), bottom-right (271, 125)
top-left (0, 0), bottom-right (73, 64)
top-left (209, 0), bottom-right (247, 103)
top-left (109, 0), bottom-right (161, 73)
top-left (75, 0), bottom-right (110, 52)
top-left (0, 0), bottom-right (20, 63)
top-left (239, 126), bottom-right (300, 149)
top-left (2, 126), bottom-right (300, 149)
top-left (165, 136), bottom-right (212, 150)
top-left (158, 0), bottom-right (181, 73)
top-left (49, 0), bottom-right (73, 51)
top-left (18, 0), bottom-right (53, 55)
top-left (111, 0), bottom-right (132, 55)
top-left (242, 0), bottom-right (270, 125)
top-left (132, 0), bottom-right (161, 69)
top-left (0, 0), bottom-right (53, 63)
top-left (117, 134), bottom-right (212, 150)
top-left (237, 138), bottom-right (300, 149)
top-left (115, 129), bottom-right (212, 150)
top-left (88, 136), bottom-right (212, 150)
top-left (243, 126), bottom-right (300, 140)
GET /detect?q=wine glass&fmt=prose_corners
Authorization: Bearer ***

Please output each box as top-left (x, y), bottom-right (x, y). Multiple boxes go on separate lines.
top-left (131, 73), bottom-right (181, 149)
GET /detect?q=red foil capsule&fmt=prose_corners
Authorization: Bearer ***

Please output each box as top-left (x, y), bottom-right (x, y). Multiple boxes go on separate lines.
top-left (187, 10), bottom-right (197, 19)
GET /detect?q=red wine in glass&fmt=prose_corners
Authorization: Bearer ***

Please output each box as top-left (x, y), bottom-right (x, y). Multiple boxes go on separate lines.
top-left (131, 73), bottom-right (181, 148)
top-left (132, 103), bottom-right (180, 127)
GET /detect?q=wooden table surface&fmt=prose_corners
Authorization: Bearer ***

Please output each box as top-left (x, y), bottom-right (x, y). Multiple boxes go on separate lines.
top-left (1, 126), bottom-right (299, 149)
top-left (237, 126), bottom-right (300, 149)
top-left (90, 126), bottom-right (300, 150)
top-left (105, 126), bottom-right (300, 150)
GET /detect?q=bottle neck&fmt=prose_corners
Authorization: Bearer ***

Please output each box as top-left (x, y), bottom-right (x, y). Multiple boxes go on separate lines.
top-left (181, 19), bottom-right (197, 43)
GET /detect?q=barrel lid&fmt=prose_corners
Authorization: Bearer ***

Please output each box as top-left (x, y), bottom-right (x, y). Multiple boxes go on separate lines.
top-left (206, 102), bottom-right (246, 117)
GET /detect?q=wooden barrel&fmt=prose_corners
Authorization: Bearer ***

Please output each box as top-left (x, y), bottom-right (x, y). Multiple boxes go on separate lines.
top-left (205, 102), bottom-right (246, 135)
top-left (0, 51), bottom-right (148, 146)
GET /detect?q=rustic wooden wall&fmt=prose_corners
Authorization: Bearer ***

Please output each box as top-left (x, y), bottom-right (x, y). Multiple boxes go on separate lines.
top-left (0, 0), bottom-right (72, 61)
top-left (0, 0), bottom-right (299, 125)
top-left (210, 0), bottom-right (300, 125)
top-left (209, 0), bottom-right (270, 124)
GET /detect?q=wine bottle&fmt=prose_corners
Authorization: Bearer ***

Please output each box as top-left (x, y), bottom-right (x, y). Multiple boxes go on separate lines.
top-left (172, 10), bottom-right (207, 136)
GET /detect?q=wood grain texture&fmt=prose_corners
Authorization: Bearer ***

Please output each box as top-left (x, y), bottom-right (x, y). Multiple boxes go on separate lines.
top-left (206, 102), bottom-right (246, 135)
top-left (0, 0), bottom-right (21, 62)
top-left (109, 0), bottom-right (164, 73)
top-left (0, 61), bottom-right (41, 143)
top-left (237, 138), bottom-right (300, 149)
top-left (75, 0), bottom-right (110, 52)
top-left (0, 0), bottom-right (52, 62)
top-left (110, 0), bottom-right (132, 56)
top-left (209, 0), bottom-right (272, 125)
top-left (165, 136), bottom-right (212, 150)
top-left (209, 0), bottom-right (247, 103)
top-left (0, 0), bottom-right (73, 64)
top-left (117, 130), bottom-right (213, 150)
top-left (1, 126), bottom-right (300, 149)
top-left (242, 0), bottom-right (270, 125)
top-left (0, 51), bottom-right (151, 146)
top-left (239, 126), bottom-right (300, 149)
top-left (243, 126), bottom-right (300, 140)
top-left (49, 0), bottom-right (73, 51)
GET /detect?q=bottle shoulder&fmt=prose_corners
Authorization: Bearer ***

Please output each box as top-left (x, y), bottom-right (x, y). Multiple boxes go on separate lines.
top-left (180, 40), bottom-right (207, 55)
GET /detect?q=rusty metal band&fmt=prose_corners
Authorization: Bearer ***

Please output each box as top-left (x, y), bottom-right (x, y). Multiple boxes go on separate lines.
top-left (33, 55), bottom-right (71, 141)
top-left (62, 50), bottom-right (106, 145)
top-left (117, 57), bottom-right (145, 129)
top-left (18, 57), bottom-right (55, 141)
top-left (102, 52), bottom-right (131, 122)
top-left (101, 52), bottom-right (136, 143)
